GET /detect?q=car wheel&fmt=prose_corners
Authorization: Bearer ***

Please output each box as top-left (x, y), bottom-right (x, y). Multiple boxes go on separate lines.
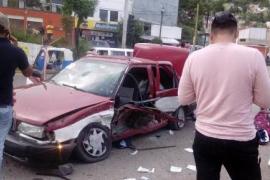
top-left (169, 107), bottom-right (185, 130)
top-left (75, 123), bottom-right (112, 163)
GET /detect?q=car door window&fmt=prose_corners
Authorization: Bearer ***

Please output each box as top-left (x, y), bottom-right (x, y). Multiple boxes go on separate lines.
top-left (97, 50), bottom-right (108, 55)
top-left (159, 66), bottom-right (177, 90)
top-left (118, 67), bottom-right (150, 105)
top-left (111, 51), bottom-right (125, 56)
top-left (47, 50), bottom-right (64, 71)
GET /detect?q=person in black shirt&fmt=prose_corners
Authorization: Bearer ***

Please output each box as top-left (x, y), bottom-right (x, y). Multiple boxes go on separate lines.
top-left (0, 12), bottom-right (32, 175)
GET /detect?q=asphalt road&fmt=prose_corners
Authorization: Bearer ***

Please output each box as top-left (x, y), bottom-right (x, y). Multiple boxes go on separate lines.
top-left (3, 74), bottom-right (270, 180)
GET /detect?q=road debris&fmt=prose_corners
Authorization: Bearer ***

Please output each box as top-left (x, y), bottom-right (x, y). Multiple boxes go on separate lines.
top-left (169, 130), bottom-right (174, 135)
top-left (36, 163), bottom-right (73, 180)
top-left (137, 145), bottom-right (176, 151)
top-left (130, 149), bottom-right (138, 155)
top-left (268, 159), bottom-right (270, 166)
top-left (114, 139), bottom-right (136, 150)
top-left (184, 148), bottom-right (193, 153)
top-left (170, 166), bottom-right (182, 173)
top-left (137, 166), bottom-right (155, 173)
top-left (124, 178), bottom-right (136, 180)
top-left (140, 176), bottom-right (149, 180)
top-left (187, 165), bottom-right (196, 171)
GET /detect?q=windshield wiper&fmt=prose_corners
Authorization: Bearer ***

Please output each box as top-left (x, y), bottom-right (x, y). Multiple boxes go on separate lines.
top-left (62, 83), bottom-right (86, 92)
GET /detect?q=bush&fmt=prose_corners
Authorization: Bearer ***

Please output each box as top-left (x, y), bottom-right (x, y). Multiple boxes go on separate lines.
top-left (73, 38), bottom-right (90, 59)
top-left (51, 37), bottom-right (70, 48)
top-left (152, 38), bottom-right (162, 44)
top-left (12, 31), bottom-right (42, 44)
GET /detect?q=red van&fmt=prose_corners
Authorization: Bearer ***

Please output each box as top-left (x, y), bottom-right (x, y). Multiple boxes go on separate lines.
top-left (133, 43), bottom-right (189, 76)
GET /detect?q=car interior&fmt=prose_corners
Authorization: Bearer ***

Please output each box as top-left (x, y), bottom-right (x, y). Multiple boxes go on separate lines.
top-left (113, 67), bottom-right (156, 133)
top-left (116, 67), bottom-right (150, 106)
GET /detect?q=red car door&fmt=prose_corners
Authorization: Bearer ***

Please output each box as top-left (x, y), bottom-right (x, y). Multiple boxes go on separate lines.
top-left (156, 64), bottom-right (179, 98)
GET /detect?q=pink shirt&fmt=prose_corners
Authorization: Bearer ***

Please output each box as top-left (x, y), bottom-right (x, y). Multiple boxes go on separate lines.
top-left (178, 43), bottom-right (270, 141)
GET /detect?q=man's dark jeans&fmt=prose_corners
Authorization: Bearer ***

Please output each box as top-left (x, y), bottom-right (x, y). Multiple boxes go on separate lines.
top-left (193, 131), bottom-right (261, 180)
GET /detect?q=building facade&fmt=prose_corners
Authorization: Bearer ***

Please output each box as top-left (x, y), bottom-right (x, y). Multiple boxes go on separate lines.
top-left (80, 0), bottom-right (131, 47)
top-left (0, 0), bottom-right (65, 39)
top-left (133, 0), bottom-right (178, 26)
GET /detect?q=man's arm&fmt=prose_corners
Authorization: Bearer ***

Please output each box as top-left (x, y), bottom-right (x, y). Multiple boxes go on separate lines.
top-left (178, 57), bottom-right (196, 105)
top-left (21, 66), bottom-right (33, 77)
top-left (17, 48), bottom-right (33, 77)
top-left (253, 50), bottom-right (270, 108)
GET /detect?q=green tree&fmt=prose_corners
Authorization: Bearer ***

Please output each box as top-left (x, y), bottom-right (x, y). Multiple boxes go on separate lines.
top-left (179, 0), bottom-right (270, 43)
top-left (118, 16), bottom-right (144, 48)
top-left (178, 0), bottom-right (225, 42)
top-left (63, 0), bottom-right (97, 58)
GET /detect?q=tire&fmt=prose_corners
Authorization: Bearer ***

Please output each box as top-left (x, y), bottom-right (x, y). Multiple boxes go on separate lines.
top-left (75, 123), bottom-right (112, 163)
top-left (169, 107), bottom-right (186, 130)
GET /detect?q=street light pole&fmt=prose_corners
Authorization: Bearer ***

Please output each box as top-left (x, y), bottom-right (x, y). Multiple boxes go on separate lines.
top-left (159, 6), bottom-right (165, 41)
top-left (122, 0), bottom-right (129, 48)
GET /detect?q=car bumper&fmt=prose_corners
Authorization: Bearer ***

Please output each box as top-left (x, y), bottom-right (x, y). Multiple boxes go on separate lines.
top-left (4, 133), bottom-right (76, 163)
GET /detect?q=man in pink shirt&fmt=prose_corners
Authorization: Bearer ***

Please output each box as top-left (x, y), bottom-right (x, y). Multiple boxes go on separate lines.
top-left (178, 12), bottom-right (270, 180)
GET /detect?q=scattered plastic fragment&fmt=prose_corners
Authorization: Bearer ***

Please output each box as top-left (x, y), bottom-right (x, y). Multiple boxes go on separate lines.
top-left (137, 166), bottom-right (155, 173)
top-left (124, 178), bottom-right (136, 180)
top-left (155, 135), bottom-right (161, 138)
top-left (114, 139), bottom-right (136, 150)
top-left (184, 148), bottom-right (193, 153)
top-left (170, 166), bottom-right (182, 173)
top-left (140, 176), bottom-right (149, 180)
top-left (130, 150), bottom-right (138, 155)
top-left (187, 165), bottom-right (196, 171)
top-left (268, 159), bottom-right (270, 166)
top-left (169, 130), bottom-right (174, 135)
top-left (120, 140), bottom-right (128, 148)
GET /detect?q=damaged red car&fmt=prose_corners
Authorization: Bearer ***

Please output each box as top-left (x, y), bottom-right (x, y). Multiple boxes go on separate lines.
top-left (5, 54), bottom-right (191, 163)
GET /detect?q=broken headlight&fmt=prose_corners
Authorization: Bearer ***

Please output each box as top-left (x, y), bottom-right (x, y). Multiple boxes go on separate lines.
top-left (18, 122), bottom-right (45, 139)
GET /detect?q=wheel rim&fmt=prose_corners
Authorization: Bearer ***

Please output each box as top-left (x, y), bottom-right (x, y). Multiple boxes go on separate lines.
top-left (177, 108), bottom-right (185, 128)
top-left (82, 128), bottom-right (107, 157)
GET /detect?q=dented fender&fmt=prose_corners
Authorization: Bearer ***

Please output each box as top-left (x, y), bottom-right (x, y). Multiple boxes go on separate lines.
top-left (53, 109), bottom-right (114, 143)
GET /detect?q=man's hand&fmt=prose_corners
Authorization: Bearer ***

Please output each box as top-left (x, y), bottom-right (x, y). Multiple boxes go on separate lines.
top-left (22, 66), bottom-right (33, 77)
top-left (28, 76), bottom-right (47, 90)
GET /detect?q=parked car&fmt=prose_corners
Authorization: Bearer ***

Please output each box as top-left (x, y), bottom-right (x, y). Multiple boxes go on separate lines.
top-left (88, 47), bottom-right (134, 57)
top-left (5, 55), bottom-right (193, 163)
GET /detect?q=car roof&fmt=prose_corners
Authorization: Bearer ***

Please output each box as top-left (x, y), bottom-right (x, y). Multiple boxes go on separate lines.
top-left (82, 55), bottom-right (172, 66)
top-left (93, 47), bottom-right (134, 52)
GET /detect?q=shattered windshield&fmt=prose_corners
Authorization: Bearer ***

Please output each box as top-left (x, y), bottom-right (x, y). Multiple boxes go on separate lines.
top-left (51, 59), bottom-right (127, 97)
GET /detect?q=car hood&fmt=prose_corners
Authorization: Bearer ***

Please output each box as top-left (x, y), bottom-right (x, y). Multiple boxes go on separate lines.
top-left (14, 83), bottom-right (110, 126)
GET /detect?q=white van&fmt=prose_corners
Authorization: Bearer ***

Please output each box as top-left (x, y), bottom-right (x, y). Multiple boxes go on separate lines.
top-left (88, 47), bottom-right (134, 57)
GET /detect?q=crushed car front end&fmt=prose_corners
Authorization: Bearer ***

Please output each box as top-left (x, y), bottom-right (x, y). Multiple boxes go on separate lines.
top-left (5, 120), bottom-right (76, 163)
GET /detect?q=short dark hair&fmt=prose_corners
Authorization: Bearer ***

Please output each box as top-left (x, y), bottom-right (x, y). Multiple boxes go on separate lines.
top-left (211, 12), bottom-right (238, 34)
top-left (0, 24), bottom-right (8, 35)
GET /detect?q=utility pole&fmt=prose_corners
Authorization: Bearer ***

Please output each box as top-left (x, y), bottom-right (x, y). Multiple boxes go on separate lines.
top-left (159, 6), bottom-right (165, 41)
top-left (122, 0), bottom-right (129, 48)
top-left (193, 3), bottom-right (200, 46)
